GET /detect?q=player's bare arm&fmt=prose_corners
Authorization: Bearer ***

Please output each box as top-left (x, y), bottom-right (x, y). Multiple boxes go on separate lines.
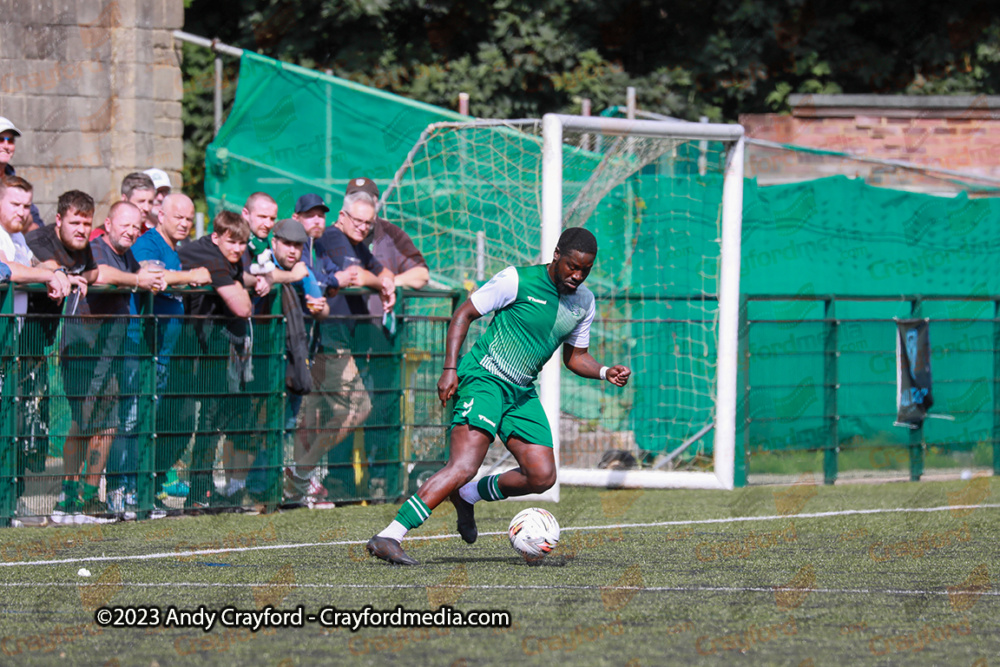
top-left (437, 299), bottom-right (483, 405)
top-left (563, 344), bottom-right (631, 387)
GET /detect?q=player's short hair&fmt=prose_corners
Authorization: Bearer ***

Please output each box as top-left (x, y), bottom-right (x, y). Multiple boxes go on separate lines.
top-left (57, 190), bottom-right (95, 218)
top-left (342, 190), bottom-right (376, 211)
top-left (243, 192), bottom-right (276, 214)
top-left (121, 172), bottom-right (156, 198)
top-left (0, 175), bottom-right (32, 200)
top-left (213, 209), bottom-right (251, 243)
top-left (556, 227), bottom-right (597, 256)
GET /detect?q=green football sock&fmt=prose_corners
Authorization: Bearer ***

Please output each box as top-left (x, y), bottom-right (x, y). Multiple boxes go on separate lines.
top-left (477, 474), bottom-right (506, 502)
top-left (394, 495), bottom-right (432, 530)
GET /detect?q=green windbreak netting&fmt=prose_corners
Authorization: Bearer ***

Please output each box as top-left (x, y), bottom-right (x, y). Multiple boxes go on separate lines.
top-left (742, 175), bottom-right (1000, 455)
top-left (205, 51), bottom-right (465, 217)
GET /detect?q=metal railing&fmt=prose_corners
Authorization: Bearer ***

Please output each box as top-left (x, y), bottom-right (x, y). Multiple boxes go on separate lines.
top-left (741, 293), bottom-right (1000, 484)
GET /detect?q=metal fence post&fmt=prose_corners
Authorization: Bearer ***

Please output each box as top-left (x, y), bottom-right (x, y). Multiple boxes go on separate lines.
top-left (994, 299), bottom-right (1000, 477)
top-left (823, 297), bottom-right (839, 485)
top-left (0, 287), bottom-right (14, 524)
top-left (909, 298), bottom-right (924, 482)
top-left (266, 289), bottom-right (285, 512)
top-left (394, 287), bottom-right (407, 501)
top-left (136, 302), bottom-right (156, 520)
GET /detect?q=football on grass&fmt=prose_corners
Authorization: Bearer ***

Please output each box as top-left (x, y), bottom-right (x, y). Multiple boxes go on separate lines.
top-left (508, 508), bottom-right (560, 561)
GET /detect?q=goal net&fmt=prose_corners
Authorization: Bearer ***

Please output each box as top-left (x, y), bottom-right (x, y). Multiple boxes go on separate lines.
top-left (381, 115), bottom-right (744, 494)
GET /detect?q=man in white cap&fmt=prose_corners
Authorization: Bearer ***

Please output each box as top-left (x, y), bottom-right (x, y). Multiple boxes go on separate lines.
top-left (0, 117), bottom-right (45, 232)
top-left (143, 168), bottom-right (172, 230)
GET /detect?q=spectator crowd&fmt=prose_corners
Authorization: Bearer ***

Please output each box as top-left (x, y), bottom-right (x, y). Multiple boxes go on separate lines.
top-left (0, 116), bottom-right (429, 521)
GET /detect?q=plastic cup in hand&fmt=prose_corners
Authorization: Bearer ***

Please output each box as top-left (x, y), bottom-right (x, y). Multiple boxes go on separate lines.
top-left (340, 256), bottom-right (362, 286)
top-left (139, 259), bottom-right (166, 293)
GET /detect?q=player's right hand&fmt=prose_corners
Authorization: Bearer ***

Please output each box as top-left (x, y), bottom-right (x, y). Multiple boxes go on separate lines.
top-left (438, 369), bottom-right (458, 406)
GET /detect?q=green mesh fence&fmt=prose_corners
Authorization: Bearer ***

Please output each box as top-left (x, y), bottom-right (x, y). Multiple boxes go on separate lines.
top-left (0, 286), bottom-right (459, 523)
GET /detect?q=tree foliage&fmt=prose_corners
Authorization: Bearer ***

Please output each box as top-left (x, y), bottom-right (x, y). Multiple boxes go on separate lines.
top-left (180, 0), bottom-right (1000, 198)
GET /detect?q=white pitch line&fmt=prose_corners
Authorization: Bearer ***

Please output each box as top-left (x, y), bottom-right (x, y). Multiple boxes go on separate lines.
top-left (0, 582), bottom-right (997, 598)
top-left (0, 502), bottom-right (996, 569)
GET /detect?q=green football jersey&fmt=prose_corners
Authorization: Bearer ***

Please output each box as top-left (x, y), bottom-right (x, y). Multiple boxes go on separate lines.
top-left (462, 263), bottom-right (596, 387)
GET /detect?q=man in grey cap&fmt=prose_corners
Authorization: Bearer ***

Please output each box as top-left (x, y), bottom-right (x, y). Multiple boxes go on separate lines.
top-left (265, 218), bottom-right (330, 506)
top-left (0, 117), bottom-right (45, 231)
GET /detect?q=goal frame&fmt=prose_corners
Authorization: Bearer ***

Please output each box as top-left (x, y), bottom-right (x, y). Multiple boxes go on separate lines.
top-left (540, 113), bottom-right (745, 492)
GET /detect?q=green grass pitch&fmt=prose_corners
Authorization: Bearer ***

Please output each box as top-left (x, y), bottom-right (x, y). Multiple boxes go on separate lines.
top-left (0, 479), bottom-right (996, 665)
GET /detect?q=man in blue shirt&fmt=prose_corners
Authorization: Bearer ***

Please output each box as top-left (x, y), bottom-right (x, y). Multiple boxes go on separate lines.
top-left (130, 194), bottom-right (210, 510)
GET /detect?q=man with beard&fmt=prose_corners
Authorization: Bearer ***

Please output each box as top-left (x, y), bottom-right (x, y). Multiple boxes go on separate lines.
top-left (26, 190), bottom-right (105, 516)
top-left (0, 176), bottom-right (71, 511)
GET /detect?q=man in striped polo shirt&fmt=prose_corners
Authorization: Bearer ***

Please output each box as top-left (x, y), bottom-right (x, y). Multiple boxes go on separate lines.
top-left (367, 227), bottom-right (631, 565)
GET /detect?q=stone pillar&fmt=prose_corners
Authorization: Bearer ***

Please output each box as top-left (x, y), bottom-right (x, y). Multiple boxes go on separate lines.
top-left (0, 0), bottom-right (184, 223)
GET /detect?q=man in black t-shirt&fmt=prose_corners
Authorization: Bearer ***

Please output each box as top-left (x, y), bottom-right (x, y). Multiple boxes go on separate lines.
top-left (25, 190), bottom-right (105, 517)
top-left (25, 189), bottom-right (96, 292)
top-left (90, 202), bottom-right (166, 517)
top-left (178, 210), bottom-right (253, 511)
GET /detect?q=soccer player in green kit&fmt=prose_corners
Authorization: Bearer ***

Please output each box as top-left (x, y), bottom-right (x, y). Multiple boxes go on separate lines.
top-left (367, 227), bottom-right (631, 565)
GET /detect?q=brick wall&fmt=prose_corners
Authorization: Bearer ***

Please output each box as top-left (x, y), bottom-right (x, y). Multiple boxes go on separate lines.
top-left (740, 95), bottom-right (1000, 191)
top-left (0, 0), bottom-right (184, 223)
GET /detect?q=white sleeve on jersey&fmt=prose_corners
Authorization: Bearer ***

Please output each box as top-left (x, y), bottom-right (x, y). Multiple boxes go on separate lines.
top-left (564, 295), bottom-right (596, 349)
top-left (470, 265), bottom-right (518, 315)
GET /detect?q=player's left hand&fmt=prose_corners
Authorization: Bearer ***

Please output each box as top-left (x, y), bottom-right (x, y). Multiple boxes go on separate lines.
top-left (605, 365), bottom-right (631, 387)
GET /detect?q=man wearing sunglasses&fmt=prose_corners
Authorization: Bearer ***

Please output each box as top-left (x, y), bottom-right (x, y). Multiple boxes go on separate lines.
top-left (0, 117), bottom-right (45, 232)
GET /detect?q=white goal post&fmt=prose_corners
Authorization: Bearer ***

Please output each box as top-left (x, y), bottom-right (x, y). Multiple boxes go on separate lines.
top-left (541, 113), bottom-right (745, 492)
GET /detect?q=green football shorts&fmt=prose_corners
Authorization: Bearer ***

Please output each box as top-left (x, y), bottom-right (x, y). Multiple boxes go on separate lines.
top-left (449, 369), bottom-right (553, 448)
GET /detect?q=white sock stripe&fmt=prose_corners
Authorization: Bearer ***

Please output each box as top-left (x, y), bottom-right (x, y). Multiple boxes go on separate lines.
top-left (408, 496), bottom-right (430, 521)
